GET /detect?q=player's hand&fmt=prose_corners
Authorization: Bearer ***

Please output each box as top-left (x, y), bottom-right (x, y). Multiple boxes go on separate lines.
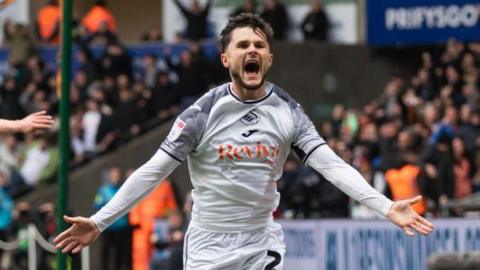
top-left (54, 216), bottom-right (101, 254)
top-left (18, 111), bottom-right (54, 134)
top-left (386, 196), bottom-right (434, 236)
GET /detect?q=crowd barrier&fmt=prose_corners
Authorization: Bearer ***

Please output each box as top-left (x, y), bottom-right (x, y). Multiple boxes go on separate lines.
top-left (279, 218), bottom-right (480, 270)
top-left (0, 224), bottom-right (89, 270)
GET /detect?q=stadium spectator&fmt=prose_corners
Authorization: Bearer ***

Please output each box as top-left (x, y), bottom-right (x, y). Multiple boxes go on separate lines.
top-left (230, 0), bottom-right (258, 17)
top-left (0, 76), bottom-right (24, 121)
top-left (149, 219), bottom-right (170, 269)
top-left (152, 72), bottom-right (180, 120)
top-left (81, 99), bottom-right (115, 157)
top-left (11, 202), bottom-right (33, 270)
top-left (19, 134), bottom-right (58, 187)
top-left (36, 0), bottom-right (60, 45)
top-left (141, 26), bottom-right (162, 42)
top-left (301, 0), bottom-right (330, 42)
top-left (261, 0), bottom-right (288, 40)
top-left (72, 70), bottom-right (90, 101)
top-left (130, 80), bottom-right (153, 130)
top-left (70, 111), bottom-right (87, 165)
top-left (385, 151), bottom-right (427, 216)
top-left (141, 54), bottom-right (160, 89)
top-left (452, 137), bottom-right (472, 200)
top-left (172, 0), bottom-right (213, 41)
top-left (75, 47), bottom-right (97, 83)
top-left (81, 0), bottom-right (117, 36)
top-left (458, 105), bottom-right (480, 153)
top-left (150, 210), bottom-right (186, 270)
top-left (276, 155), bottom-right (303, 218)
top-left (22, 55), bottom-right (48, 89)
top-left (129, 179), bottom-right (178, 270)
top-left (3, 21), bottom-right (35, 68)
top-left (0, 135), bottom-right (25, 197)
top-left (330, 104), bottom-right (345, 137)
top-left (94, 167), bottom-right (132, 270)
top-left (378, 119), bottom-right (400, 171)
top-left (0, 173), bottom-right (13, 267)
top-left (98, 42), bottom-right (133, 79)
top-left (165, 48), bottom-right (208, 109)
top-left (113, 87), bottom-right (142, 138)
top-left (0, 135), bottom-right (21, 178)
top-left (0, 172), bottom-right (13, 247)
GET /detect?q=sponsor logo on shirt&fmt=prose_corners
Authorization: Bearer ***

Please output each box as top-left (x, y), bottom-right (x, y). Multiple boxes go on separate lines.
top-left (241, 129), bottom-right (259, 137)
top-left (167, 118), bottom-right (186, 142)
top-left (218, 143), bottom-right (280, 161)
top-left (241, 109), bottom-right (259, 125)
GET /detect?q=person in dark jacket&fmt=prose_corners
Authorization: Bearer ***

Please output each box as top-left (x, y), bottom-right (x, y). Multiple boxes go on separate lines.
top-left (261, 0), bottom-right (289, 40)
top-left (173, 0), bottom-right (213, 40)
top-left (301, 0), bottom-right (330, 41)
top-left (230, 0), bottom-right (258, 17)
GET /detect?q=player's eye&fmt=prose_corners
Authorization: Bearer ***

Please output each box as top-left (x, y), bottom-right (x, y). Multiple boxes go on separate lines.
top-left (255, 42), bottom-right (265, 49)
top-left (237, 42), bottom-right (249, 49)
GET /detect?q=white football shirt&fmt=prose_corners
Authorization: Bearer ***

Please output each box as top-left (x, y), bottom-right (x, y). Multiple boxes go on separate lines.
top-left (160, 82), bottom-right (325, 232)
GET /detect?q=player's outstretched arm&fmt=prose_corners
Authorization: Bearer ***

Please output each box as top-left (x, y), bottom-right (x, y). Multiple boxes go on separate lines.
top-left (54, 149), bottom-right (180, 253)
top-left (386, 195), bottom-right (434, 236)
top-left (54, 216), bottom-right (100, 254)
top-left (305, 145), bottom-right (434, 236)
top-left (0, 111), bottom-right (54, 134)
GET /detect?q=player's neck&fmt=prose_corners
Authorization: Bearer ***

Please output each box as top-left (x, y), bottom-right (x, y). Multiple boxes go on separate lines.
top-left (230, 82), bottom-right (266, 101)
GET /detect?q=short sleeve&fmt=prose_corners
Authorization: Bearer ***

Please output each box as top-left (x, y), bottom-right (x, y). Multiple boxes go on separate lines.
top-left (291, 104), bottom-right (326, 162)
top-left (160, 107), bottom-right (203, 162)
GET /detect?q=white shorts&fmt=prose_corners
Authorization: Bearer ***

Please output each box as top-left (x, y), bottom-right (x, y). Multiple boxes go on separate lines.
top-left (183, 222), bottom-right (286, 270)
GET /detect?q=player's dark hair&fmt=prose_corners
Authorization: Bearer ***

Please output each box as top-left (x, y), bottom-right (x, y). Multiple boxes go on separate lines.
top-left (220, 13), bottom-right (274, 52)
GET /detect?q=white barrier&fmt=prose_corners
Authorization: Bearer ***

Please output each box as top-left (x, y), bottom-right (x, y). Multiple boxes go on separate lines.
top-left (279, 219), bottom-right (480, 270)
top-left (0, 224), bottom-right (89, 270)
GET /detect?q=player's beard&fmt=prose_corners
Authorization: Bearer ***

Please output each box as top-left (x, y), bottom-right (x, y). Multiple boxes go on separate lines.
top-left (230, 68), bottom-right (269, 91)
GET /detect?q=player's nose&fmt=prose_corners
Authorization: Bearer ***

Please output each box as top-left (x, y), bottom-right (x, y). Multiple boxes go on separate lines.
top-left (247, 43), bottom-right (259, 53)
top-left (247, 48), bottom-right (259, 57)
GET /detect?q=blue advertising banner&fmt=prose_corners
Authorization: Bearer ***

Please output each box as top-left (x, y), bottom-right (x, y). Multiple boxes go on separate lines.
top-left (366, 0), bottom-right (480, 45)
top-left (280, 219), bottom-right (480, 270)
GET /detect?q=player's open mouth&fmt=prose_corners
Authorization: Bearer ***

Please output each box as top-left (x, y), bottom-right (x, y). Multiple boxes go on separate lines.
top-left (244, 60), bottom-right (260, 76)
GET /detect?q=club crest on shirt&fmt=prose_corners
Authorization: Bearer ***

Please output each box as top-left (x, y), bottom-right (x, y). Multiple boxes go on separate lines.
top-left (241, 109), bottom-right (259, 125)
top-left (167, 118), bottom-right (186, 142)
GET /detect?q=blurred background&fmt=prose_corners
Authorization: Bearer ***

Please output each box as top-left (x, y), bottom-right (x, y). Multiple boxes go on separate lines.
top-left (0, 0), bottom-right (479, 269)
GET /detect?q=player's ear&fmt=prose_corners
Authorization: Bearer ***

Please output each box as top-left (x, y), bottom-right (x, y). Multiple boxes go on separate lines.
top-left (268, 53), bottom-right (273, 67)
top-left (220, 53), bottom-right (229, 68)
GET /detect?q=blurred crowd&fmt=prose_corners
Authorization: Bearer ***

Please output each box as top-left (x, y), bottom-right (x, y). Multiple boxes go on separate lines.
top-left (175, 0), bottom-right (331, 42)
top-left (35, 0), bottom-right (331, 45)
top-left (276, 40), bottom-right (480, 220)
top-left (0, 0), bottom-right (229, 200)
